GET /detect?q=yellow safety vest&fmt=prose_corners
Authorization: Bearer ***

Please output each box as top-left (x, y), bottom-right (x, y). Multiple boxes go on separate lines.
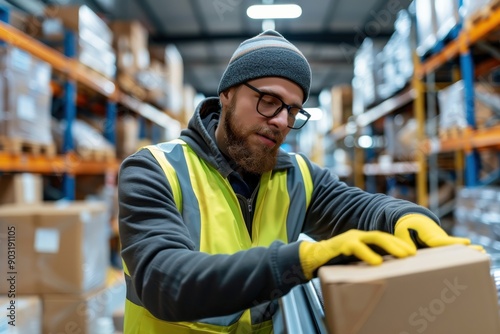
top-left (123, 139), bottom-right (313, 333)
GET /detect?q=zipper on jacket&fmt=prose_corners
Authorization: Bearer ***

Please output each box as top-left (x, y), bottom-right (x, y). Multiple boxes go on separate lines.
top-left (237, 185), bottom-right (259, 238)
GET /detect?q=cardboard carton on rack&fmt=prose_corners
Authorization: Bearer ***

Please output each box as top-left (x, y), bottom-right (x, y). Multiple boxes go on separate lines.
top-left (319, 245), bottom-right (500, 334)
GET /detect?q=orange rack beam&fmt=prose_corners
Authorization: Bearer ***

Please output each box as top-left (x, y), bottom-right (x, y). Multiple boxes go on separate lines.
top-left (0, 152), bottom-right (120, 175)
top-left (417, 7), bottom-right (500, 79)
top-left (0, 21), bottom-right (118, 100)
top-left (421, 125), bottom-right (500, 154)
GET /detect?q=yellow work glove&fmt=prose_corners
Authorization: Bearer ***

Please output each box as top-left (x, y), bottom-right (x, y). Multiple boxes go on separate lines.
top-left (394, 214), bottom-right (474, 249)
top-left (299, 230), bottom-right (416, 280)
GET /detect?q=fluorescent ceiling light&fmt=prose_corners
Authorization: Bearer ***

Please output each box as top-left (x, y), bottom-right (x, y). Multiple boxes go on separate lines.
top-left (247, 4), bottom-right (302, 19)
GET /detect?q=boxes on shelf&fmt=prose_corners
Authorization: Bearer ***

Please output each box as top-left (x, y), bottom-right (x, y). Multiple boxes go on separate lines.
top-left (438, 81), bottom-right (500, 138)
top-left (319, 245), bottom-right (500, 334)
top-left (116, 115), bottom-right (140, 159)
top-left (461, 0), bottom-right (495, 24)
top-left (0, 173), bottom-right (43, 205)
top-left (149, 44), bottom-right (184, 115)
top-left (454, 186), bottom-right (500, 247)
top-left (38, 5), bottom-right (116, 79)
top-left (437, 80), bottom-right (468, 138)
top-left (111, 20), bottom-right (150, 77)
top-left (414, 0), bottom-right (439, 57)
top-left (182, 84), bottom-right (197, 125)
top-left (43, 268), bottom-right (125, 334)
top-left (384, 115), bottom-right (418, 160)
top-left (330, 85), bottom-right (353, 129)
top-left (0, 201), bottom-right (109, 295)
top-left (434, 0), bottom-right (461, 41)
top-left (475, 82), bottom-right (500, 129)
top-left (52, 118), bottom-right (116, 161)
top-left (380, 10), bottom-right (414, 98)
top-left (0, 46), bottom-right (54, 151)
top-left (0, 296), bottom-right (42, 334)
top-left (353, 38), bottom-right (381, 108)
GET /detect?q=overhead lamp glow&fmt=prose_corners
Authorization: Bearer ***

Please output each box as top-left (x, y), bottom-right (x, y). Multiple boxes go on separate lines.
top-left (247, 4), bottom-right (302, 19)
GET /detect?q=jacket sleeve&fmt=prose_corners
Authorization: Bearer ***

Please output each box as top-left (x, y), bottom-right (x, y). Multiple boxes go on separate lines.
top-left (300, 154), bottom-right (439, 240)
top-left (118, 149), bottom-right (307, 322)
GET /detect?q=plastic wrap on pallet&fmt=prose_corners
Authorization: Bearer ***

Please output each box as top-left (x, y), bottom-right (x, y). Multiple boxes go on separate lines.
top-left (475, 83), bottom-right (500, 129)
top-left (44, 5), bottom-right (113, 45)
top-left (380, 10), bottom-right (414, 99)
top-left (460, 0), bottom-right (493, 21)
top-left (39, 5), bottom-right (116, 79)
top-left (437, 80), bottom-right (468, 132)
top-left (353, 38), bottom-right (379, 108)
top-left (414, 0), bottom-right (439, 57)
top-left (454, 187), bottom-right (500, 249)
top-left (78, 37), bottom-right (117, 79)
top-left (52, 118), bottom-right (114, 154)
top-left (0, 46), bottom-right (53, 145)
top-left (434, 0), bottom-right (461, 41)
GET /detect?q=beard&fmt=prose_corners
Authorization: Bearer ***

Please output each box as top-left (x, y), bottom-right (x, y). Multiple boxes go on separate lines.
top-left (222, 97), bottom-right (284, 174)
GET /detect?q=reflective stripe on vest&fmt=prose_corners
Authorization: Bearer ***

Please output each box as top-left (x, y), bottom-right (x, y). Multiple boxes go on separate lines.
top-left (123, 140), bottom-right (313, 333)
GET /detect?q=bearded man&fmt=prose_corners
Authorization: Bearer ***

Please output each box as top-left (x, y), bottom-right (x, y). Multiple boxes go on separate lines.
top-left (118, 30), bottom-right (472, 334)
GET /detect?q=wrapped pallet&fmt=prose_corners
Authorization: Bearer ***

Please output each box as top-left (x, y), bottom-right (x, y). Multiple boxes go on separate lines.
top-left (0, 46), bottom-right (54, 153)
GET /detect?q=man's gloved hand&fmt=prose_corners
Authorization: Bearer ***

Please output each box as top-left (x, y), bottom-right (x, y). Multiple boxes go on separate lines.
top-left (299, 230), bottom-right (416, 280)
top-left (394, 214), bottom-right (473, 249)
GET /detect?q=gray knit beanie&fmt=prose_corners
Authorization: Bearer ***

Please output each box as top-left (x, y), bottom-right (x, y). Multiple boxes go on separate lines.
top-left (217, 30), bottom-right (311, 102)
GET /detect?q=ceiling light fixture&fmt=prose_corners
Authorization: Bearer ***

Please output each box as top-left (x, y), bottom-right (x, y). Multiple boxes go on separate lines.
top-left (247, 4), bottom-right (302, 19)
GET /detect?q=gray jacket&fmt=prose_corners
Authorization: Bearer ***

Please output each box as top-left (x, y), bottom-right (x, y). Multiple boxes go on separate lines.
top-left (118, 97), bottom-right (439, 322)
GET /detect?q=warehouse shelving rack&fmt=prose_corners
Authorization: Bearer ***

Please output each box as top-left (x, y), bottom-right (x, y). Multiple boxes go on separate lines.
top-left (0, 8), bottom-right (181, 199)
top-left (331, 5), bottom-right (500, 213)
top-left (416, 5), bottom-right (500, 211)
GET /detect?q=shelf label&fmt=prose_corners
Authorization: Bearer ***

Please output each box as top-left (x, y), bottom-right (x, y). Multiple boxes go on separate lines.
top-left (34, 228), bottom-right (60, 253)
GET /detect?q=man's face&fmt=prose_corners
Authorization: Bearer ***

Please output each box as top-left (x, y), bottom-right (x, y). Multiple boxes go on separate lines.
top-left (217, 77), bottom-right (303, 174)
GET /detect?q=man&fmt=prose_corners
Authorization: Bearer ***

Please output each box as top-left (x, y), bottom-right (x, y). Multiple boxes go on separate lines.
top-left (118, 30), bottom-right (472, 333)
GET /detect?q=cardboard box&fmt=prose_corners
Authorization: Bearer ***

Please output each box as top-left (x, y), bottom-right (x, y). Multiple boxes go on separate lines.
top-left (0, 206), bottom-right (38, 294)
top-left (35, 202), bottom-right (110, 294)
top-left (43, 272), bottom-right (125, 334)
top-left (0, 295), bottom-right (42, 333)
top-left (318, 245), bottom-right (500, 334)
top-left (111, 20), bottom-right (150, 75)
top-left (0, 173), bottom-right (43, 205)
top-left (331, 85), bottom-right (352, 129)
top-left (0, 202), bottom-right (109, 295)
top-left (43, 286), bottom-right (108, 334)
top-left (43, 5), bottom-right (112, 45)
top-left (0, 46), bottom-right (53, 145)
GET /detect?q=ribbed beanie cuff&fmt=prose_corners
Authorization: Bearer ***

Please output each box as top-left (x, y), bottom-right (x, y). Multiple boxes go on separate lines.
top-left (217, 30), bottom-right (311, 102)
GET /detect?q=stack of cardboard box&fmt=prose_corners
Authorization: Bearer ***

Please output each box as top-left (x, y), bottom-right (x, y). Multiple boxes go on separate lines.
top-left (0, 46), bottom-right (54, 152)
top-left (0, 173), bottom-right (125, 333)
top-left (41, 5), bottom-right (116, 79)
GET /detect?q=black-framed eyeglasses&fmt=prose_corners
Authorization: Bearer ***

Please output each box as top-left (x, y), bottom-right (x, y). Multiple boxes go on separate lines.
top-left (243, 82), bottom-right (311, 130)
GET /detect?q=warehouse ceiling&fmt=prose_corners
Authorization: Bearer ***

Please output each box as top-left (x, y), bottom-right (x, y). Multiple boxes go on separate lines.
top-left (2, 0), bottom-right (413, 106)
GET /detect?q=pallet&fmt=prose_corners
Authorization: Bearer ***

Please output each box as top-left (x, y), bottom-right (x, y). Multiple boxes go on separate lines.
top-left (464, 0), bottom-right (500, 30)
top-left (78, 147), bottom-right (116, 162)
top-left (0, 136), bottom-right (56, 156)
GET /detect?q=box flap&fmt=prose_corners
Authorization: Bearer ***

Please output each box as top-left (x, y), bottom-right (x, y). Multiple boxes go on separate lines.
top-left (318, 245), bottom-right (489, 283)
